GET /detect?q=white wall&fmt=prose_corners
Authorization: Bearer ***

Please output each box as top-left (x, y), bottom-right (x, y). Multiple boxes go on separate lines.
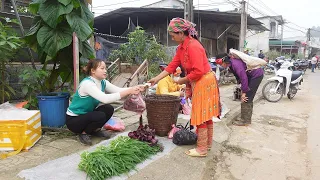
top-left (246, 18), bottom-right (270, 56)
top-left (246, 31), bottom-right (270, 56)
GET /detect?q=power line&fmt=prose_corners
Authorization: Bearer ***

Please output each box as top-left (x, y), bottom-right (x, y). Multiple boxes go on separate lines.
top-left (248, 4), bottom-right (266, 17)
top-left (252, 0), bottom-right (278, 16)
top-left (283, 24), bottom-right (306, 34)
top-left (223, 0), bottom-right (240, 8)
top-left (251, 0), bottom-right (311, 35)
top-left (249, 0), bottom-right (274, 17)
top-left (92, 0), bottom-right (141, 8)
top-left (287, 22), bottom-right (307, 30)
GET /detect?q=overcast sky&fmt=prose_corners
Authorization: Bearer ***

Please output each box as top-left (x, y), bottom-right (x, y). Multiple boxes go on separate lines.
top-left (91, 0), bottom-right (319, 39)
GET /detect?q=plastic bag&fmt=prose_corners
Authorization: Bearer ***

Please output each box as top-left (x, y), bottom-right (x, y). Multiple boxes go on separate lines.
top-left (229, 48), bottom-right (267, 70)
top-left (220, 102), bottom-right (230, 119)
top-left (172, 123), bottom-right (197, 145)
top-left (123, 93), bottom-right (146, 114)
top-left (15, 101), bottom-right (28, 108)
top-left (168, 124), bottom-right (181, 139)
top-left (0, 102), bottom-right (17, 109)
top-left (103, 117), bottom-right (125, 131)
top-left (0, 101), bottom-right (30, 110)
top-left (181, 98), bottom-right (191, 115)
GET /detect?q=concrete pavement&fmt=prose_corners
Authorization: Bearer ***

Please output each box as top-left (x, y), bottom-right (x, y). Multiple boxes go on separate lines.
top-left (305, 71), bottom-right (320, 180)
top-left (0, 76), bottom-right (269, 180)
top-left (126, 75), bottom-right (270, 180)
top-left (211, 70), bottom-right (320, 180)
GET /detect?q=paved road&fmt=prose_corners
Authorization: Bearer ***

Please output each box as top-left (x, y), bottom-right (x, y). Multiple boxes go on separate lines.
top-left (212, 70), bottom-right (320, 180)
top-left (306, 71), bottom-right (320, 180)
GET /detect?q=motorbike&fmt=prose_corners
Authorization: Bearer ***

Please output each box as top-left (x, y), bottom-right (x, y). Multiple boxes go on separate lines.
top-left (264, 63), bottom-right (276, 74)
top-left (262, 60), bottom-right (303, 102)
top-left (209, 57), bottom-right (237, 85)
top-left (293, 59), bottom-right (308, 73)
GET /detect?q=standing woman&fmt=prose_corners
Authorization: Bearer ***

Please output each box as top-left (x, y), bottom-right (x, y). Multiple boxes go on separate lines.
top-left (66, 59), bottom-right (144, 145)
top-left (149, 18), bottom-right (220, 157)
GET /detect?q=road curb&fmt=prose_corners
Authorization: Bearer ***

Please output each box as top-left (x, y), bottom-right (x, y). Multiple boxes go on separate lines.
top-left (224, 92), bottom-right (264, 126)
top-left (213, 76), bottom-right (269, 144)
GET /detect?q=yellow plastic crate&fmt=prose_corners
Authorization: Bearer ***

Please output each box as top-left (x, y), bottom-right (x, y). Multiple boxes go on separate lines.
top-left (0, 110), bottom-right (41, 159)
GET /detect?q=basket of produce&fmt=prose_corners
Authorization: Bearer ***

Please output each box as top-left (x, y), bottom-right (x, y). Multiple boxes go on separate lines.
top-left (145, 94), bottom-right (181, 136)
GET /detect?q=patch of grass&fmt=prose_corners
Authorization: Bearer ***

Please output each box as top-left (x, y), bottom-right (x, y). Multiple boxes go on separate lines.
top-left (42, 126), bottom-right (75, 141)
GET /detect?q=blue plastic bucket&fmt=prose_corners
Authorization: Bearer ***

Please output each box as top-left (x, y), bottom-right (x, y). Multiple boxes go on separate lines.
top-left (37, 92), bottom-right (70, 127)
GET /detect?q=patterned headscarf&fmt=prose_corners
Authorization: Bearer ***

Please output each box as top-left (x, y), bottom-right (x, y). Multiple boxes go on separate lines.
top-left (167, 17), bottom-right (198, 38)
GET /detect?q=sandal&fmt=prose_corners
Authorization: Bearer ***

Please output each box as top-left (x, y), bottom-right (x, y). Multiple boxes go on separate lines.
top-left (185, 148), bottom-right (207, 157)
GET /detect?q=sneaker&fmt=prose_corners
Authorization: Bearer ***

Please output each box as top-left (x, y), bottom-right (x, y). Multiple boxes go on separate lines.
top-left (78, 134), bottom-right (92, 145)
top-left (91, 130), bottom-right (111, 139)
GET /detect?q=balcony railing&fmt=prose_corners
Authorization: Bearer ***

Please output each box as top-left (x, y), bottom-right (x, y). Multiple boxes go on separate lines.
top-left (1, 0), bottom-right (32, 15)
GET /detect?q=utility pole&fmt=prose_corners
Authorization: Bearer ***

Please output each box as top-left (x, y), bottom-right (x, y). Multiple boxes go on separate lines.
top-left (280, 24), bottom-right (284, 55)
top-left (184, 0), bottom-right (194, 22)
top-left (306, 28), bottom-right (311, 58)
top-left (239, 0), bottom-right (247, 52)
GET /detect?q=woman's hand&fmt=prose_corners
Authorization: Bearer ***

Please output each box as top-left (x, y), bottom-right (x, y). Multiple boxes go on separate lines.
top-left (180, 84), bottom-right (186, 90)
top-left (130, 86), bottom-right (145, 95)
top-left (241, 93), bottom-right (248, 103)
top-left (136, 85), bottom-right (147, 92)
top-left (120, 86), bottom-right (143, 98)
top-left (148, 77), bottom-right (160, 86)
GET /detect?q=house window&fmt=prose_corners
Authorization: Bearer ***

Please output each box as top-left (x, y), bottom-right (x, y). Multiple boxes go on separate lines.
top-left (270, 22), bottom-right (276, 38)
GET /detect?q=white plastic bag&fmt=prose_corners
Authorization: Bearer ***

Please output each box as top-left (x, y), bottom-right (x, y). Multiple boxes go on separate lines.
top-left (229, 49), bottom-right (267, 70)
top-left (0, 102), bottom-right (17, 109)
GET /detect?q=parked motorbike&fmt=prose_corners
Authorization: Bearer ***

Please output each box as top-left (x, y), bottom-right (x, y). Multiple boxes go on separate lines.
top-left (293, 59), bottom-right (308, 73)
top-left (209, 57), bottom-right (237, 85)
top-left (262, 60), bottom-right (303, 102)
top-left (264, 63), bottom-right (276, 74)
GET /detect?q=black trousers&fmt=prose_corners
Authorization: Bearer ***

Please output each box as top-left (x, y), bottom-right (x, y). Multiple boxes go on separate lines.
top-left (246, 75), bottom-right (263, 103)
top-left (66, 104), bottom-right (114, 134)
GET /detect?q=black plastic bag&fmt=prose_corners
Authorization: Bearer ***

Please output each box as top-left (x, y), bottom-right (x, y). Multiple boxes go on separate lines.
top-left (172, 122), bottom-right (197, 145)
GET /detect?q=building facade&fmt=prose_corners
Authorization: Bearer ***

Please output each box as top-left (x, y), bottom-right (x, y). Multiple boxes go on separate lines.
top-left (246, 15), bottom-right (284, 56)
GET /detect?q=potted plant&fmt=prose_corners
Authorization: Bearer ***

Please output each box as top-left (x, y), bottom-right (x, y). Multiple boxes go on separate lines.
top-left (23, 0), bottom-right (95, 127)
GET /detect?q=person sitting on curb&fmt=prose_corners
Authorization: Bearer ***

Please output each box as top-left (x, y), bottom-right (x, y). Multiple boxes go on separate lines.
top-left (216, 53), bottom-right (264, 126)
top-left (156, 66), bottom-right (185, 97)
top-left (66, 59), bottom-right (145, 145)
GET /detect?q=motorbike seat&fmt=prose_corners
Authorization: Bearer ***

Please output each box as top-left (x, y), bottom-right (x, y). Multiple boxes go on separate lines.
top-left (291, 71), bottom-right (302, 81)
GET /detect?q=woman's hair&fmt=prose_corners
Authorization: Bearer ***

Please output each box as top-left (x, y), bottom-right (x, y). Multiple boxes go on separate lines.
top-left (175, 30), bottom-right (208, 57)
top-left (83, 59), bottom-right (104, 75)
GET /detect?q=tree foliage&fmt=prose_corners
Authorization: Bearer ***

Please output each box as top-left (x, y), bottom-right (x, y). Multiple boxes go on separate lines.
top-left (109, 28), bottom-right (169, 77)
top-left (25, 0), bottom-right (95, 93)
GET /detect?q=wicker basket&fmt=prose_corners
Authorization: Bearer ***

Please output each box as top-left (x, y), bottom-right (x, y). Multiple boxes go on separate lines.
top-left (145, 94), bottom-right (181, 137)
